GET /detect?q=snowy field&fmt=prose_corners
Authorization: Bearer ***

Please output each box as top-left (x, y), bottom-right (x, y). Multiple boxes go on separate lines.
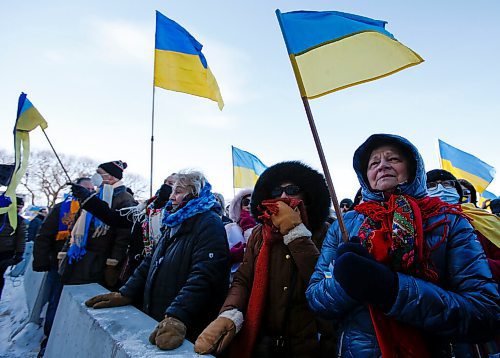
top-left (0, 271), bottom-right (44, 358)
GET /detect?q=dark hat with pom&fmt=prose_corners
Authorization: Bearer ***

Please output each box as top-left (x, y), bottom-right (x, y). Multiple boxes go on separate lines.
top-left (98, 160), bottom-right (127, 180)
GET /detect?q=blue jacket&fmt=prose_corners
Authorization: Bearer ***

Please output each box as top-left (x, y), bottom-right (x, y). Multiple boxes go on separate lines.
top-left (306, 134), bottom-right (499, 357)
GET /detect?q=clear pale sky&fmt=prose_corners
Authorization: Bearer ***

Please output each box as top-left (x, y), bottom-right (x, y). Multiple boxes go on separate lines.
top-left (1, 1), bottom-right (499, 202)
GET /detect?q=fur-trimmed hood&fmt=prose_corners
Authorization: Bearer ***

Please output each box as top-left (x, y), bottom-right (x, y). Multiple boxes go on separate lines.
top-left (229, 188), bottom-right (253, 222)
top-left (250, 161), bottom-right (330, 232)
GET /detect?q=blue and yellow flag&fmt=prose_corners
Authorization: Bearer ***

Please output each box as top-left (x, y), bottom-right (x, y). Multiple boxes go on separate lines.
top-left (232, 146), bottom-right (267, 188)
top-left (0, 93), bottom-right (48, 230)
top-left (439, 139), bottom-right (495, 194)
top-left (154, 11), bottom-right (224, 110)
top-left (275, 10), bottom-right (423, 99)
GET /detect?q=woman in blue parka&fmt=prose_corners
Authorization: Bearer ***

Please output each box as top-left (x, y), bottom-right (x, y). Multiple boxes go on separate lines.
top-left (306, 134), bottom-right (499, 357)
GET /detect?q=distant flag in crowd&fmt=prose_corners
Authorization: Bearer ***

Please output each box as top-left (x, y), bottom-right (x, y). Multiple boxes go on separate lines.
top-left (0, 93), bottom-right (48, 230)
top-left (478, 189), bottom-right (498, 209)
top-left (232, 146), bottom-right (267, 188)
top-left (154, 11), bottom-right (224, 109)
top-left (275, 10), bottom-right (423, 99)
top-left (439, 139), bottom-right (495, 194)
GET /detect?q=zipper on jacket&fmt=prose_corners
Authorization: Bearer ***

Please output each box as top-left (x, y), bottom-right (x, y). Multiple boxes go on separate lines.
top-left (337, 330), bottom-right (345, 358)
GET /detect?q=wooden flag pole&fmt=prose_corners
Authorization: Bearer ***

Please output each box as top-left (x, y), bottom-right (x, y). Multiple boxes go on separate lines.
top-left (300, 97), bottom-right (349, 243)
top-left (41, 128), bottom-right (72, 183)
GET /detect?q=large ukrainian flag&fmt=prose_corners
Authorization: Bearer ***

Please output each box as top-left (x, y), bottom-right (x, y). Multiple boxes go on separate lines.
top-left (439, 139), bottom-right (495, 194)
top-left (154, 11), bottom-right (224, 109)
top-left (275, 10), bottom-right (423, 99)
top-left (232, 146), bottom-right (267, 188)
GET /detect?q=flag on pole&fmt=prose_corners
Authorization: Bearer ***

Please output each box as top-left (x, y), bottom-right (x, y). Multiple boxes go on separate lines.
top-left (439, 139), bottom-right (495, 194)
top-left (0, 93), bottom-right (48, 230)
top-left (275, 10), bottom-right (423, 99)
top-left (154, 11), bottom-right (224, 109)
top-left (232, 146), bottom-right (267, 188)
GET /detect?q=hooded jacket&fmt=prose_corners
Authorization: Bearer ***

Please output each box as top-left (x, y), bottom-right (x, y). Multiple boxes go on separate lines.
top-left (306, 134), bottom-right (499, 357)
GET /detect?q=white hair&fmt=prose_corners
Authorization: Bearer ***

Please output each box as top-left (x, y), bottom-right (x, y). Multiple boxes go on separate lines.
top-left (172, 170), bottom-right (206, 197)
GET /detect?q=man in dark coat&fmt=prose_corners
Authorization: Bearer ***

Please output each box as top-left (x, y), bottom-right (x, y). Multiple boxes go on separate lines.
top-left (59, 161), bottom-right (136, 290)
top-left (33, 177), bottom-right (93, 357)
top-left (0, 196), bottom-right (27, 299)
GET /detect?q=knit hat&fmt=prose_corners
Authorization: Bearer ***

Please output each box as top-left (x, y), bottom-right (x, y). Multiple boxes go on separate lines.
top-left (490, 199), bottom-right (500, 215)
top-left (98, 160), bottom-right (127, 180)
top-left (426, 169), bottom-right (463, 198)
top-left (340, 198), bottom-right (353, 207)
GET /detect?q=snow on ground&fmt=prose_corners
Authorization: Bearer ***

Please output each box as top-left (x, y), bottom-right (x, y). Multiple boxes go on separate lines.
top-left (0, 270), bottom-right (44, 358)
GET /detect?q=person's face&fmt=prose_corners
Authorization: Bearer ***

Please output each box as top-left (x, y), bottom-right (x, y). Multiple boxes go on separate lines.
top-left (164, 175), bottom-right (176, 186)
top-left (169, 184), bottom-right (189, 207)
top-left (79, 179), bottom-right (94, 192)
top-left (96, 168), bottom-right (117, 185)
top-left (271, 182), bottom-right (304, 200)
top-left (16, 204), bottom-right (23, 214)
top-left (340, 203), bottom-right (350, 213)
top-left (241, 195), bottom-right (251, 212)
top-left (367, 145), bottom-right (410, 193)
top-left (460, 184), bottom-right (471, 203)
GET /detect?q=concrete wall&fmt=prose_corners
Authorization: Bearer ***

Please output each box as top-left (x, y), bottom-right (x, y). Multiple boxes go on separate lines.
top-left (22, 241), bottom-right (49, 325)
top-left (45, 284), bottom-right (210, 357)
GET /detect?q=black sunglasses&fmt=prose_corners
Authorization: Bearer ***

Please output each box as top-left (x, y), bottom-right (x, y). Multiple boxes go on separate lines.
top-left (271, 184), bottom-right (301, 198)
top-left (241, 198), bottom-right (251, 207)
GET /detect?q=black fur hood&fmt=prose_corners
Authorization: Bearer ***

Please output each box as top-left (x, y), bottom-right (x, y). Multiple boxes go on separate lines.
top-left (250, 161), bottom-right (330, 232)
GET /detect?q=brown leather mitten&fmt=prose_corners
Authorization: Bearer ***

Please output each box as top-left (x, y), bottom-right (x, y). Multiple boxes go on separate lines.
top-left (149, 316), bottom-right (187, 350)
top-left (84, 292), bottom-right (132, 309)
top-left (194, 316), bottom-right (236, 355)
top-left (271, 201), bottom-right (302, 235)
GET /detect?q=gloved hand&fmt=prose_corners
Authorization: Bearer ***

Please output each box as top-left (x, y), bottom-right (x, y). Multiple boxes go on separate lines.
top-left (12, 252), bottom-right (24, 265)
top-left (194, 316), bottom-right (236, 355)
top-left (229, 242), bottom-right (246, 264)
top-left (104, 265), bottom-right (120, 288)
top-left (271, 201), bottom-right (302, 235)
top-left (157, 183), bottom-right (173, 202)
top-left (334, 243), bottom-right (398, 309)
top-left (85, 292), bottom-right (132, 309)
top-left (149, 316), bottom-right (186, 350)
top-left (70, 183), bottom-right (92, 201)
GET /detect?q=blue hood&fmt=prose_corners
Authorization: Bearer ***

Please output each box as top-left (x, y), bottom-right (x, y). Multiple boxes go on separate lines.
top-left (353, 134), bottom-right (428, 202)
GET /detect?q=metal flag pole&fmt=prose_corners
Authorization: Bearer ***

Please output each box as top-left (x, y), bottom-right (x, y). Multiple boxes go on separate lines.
top-left (300, 97), bottom-right (349, 243)
top-left (41, 128), bottom-right (72, 183)
top-left (150, 84), bottom-right (156, 198)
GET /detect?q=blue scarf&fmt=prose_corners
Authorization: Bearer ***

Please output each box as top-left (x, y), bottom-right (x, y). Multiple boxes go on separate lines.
top-left (162, 181), bottom-right (217, 228)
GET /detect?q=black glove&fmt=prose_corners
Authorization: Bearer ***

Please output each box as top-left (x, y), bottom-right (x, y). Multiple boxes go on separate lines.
top-left (157, 184), bottom-right (172, 202)
top-left (334, 243), bottom-right (398, 310)
top-left (71, 183), bottom-right (92, 201)
top-left (12, 252), bottom-right (24, 265)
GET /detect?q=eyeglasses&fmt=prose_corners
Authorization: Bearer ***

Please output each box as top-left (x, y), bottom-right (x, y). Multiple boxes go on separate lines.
top-left (271, 184), bottom-right (301, 198)
top-left (426, 180), bottom-right (455, 190)
top-left (241, 198), bottom-right (251, 207)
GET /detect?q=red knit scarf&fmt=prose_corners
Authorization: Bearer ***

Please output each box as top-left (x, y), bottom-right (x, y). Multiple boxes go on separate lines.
top-left (355, 194), bottom-right (463, 358)
top-left (231, 197), bottom-right (306, 358)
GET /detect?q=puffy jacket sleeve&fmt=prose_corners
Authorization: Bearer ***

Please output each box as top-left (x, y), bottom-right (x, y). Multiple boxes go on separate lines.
top-left (386, 214), bottom-right (500, 339)
top-left (15, 216), bottom-right (27, 253)
top-left (165, 213), bottom-right (230, 326)
top-left (119, 254), bottom-right (152, 300)
top-left (306, 213), bottom-right (361, 319)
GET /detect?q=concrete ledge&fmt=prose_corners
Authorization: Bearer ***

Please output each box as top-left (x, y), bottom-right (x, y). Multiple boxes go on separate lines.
top-left (45, 283), bottom-right (210, 357)
top-left (22, 242), bottom-right (49, 325)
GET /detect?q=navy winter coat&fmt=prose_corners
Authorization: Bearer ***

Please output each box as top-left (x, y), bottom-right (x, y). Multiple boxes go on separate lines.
top-left (306, 134), bottom-right (499, 357)
top-left (120, 210), bottom-right (230, 342)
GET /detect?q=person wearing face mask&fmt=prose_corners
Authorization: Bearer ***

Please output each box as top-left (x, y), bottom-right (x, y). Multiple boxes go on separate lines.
top-left (58, 160), bottom-right (136, 290)
top-left (425, 169), bottom-right (463, 204)
top-left (84, 170), bottom-right (229, 351)
top-left (224, 189), bottom-right (256, 282)
top-left (307, 134), bottom-right (499, 357)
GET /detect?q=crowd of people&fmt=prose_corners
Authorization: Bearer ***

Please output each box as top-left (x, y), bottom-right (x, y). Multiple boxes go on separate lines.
top-left (0, 134), bottom-right (499, 357)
